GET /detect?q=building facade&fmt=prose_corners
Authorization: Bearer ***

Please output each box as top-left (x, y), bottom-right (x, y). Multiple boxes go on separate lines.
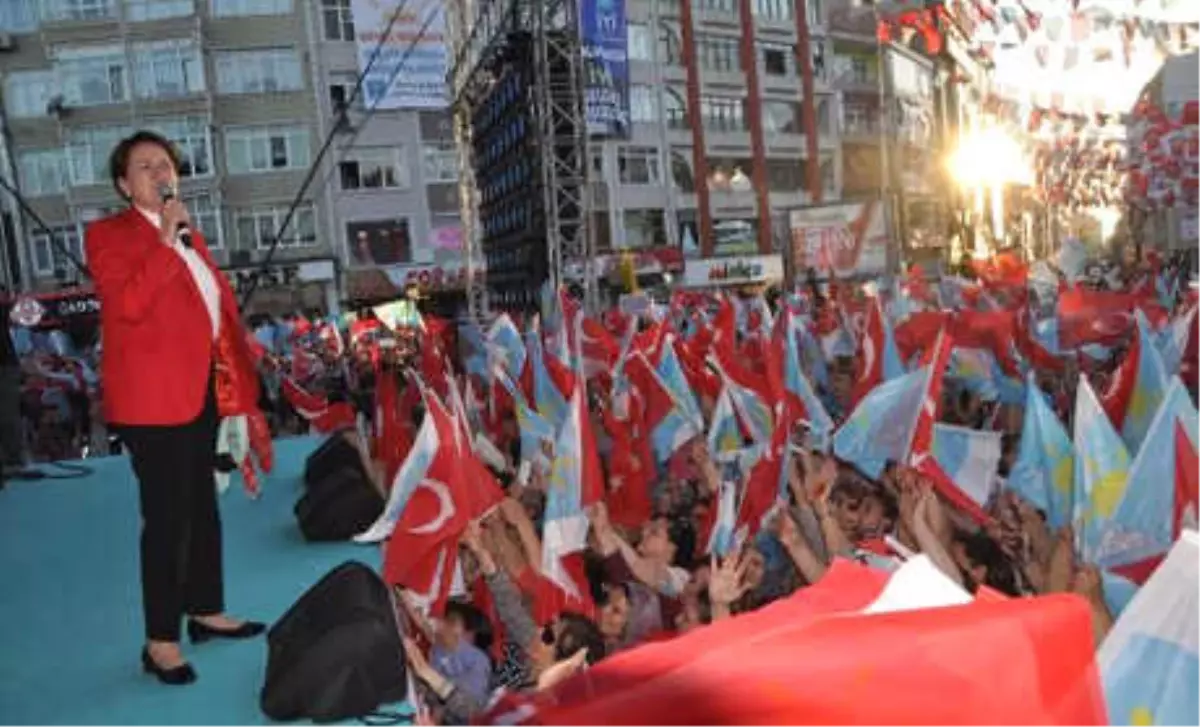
top-left (566, 0), bottom-right (843, 294)
top-left (0, 0), bottom-right (348, 314)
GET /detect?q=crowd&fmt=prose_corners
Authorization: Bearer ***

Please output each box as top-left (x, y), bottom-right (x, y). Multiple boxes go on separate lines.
top-left (6, 249), bottom-right (1197, 722)
top-left (269, 252), bottom-right (1195, 724)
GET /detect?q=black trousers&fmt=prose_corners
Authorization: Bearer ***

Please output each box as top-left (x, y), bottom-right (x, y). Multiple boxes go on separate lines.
top-left (117, 375), bottom-right (222, 642)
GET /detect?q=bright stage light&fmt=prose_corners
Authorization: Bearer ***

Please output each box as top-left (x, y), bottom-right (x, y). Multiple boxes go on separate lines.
top-left (947, 127), bottom-right (1034, 187)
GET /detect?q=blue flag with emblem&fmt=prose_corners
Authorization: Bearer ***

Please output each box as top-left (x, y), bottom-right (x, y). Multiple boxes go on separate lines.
top-left (1008, 374), bottom-right (1075, 529)
top-left (1098, 531), bottom-right (1199, 727)
top-left (832, 365), bottom-right (928, 479)
top-left (1073, 376), bottom-right (1133, 563)
top-left (1096, 377), bottom-right (1199, 575)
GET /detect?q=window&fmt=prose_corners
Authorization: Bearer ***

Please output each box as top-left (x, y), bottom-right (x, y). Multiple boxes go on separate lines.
top-left (146, 116), bottom-right (213, 178)
top-left (699, 95), bottom-right (745, 132)
top-left (32, 225), bottom-right (83, 277)
top-left (339, 147), bottom-right (407, 189)
top-left (234, 204), bottom-right (316, 250)
top-left (322, 0), bottom-right (354, 41)
top-left (670, 149), bottom-right (694, 192)
top-left (762, 101), bottom-right (798, 133)
top-left (843, 103), bottom-right (875, 134)
top-left (422, 143), bottom-right (457, 183)
top-left (18, 150), bottom-right (69, 197)
top-left (211, 0), bottom-right (290, 17)
top-left (125, 0), bottom-right (192, 21)
top-left (215, 49), bottom-right (303, 94)
top-left (629, 85), bottom-right (659, 123)
top-left (664, 88), bottom-right (687, 128)
top-left (56, 44), bottom-right (128, 106)
top-left (658, 23), bottom-right (682, 65)
top-left (4, 71), bottom-right (55, 118)
top-left (187, 194), bottom-right (223, 248)
top-left (347, 218), bottom-right (411, 266)
top-left (133, 39), bottom-right (204, 99)
top-left (760, 43), bottom-right (791, 76)
top-left (697, 0), bottom-right (736, 14)
top-left (628, 23), bottom-right (653, 61)
top-left (225, 125), bottom-right (310, 173)
top-left (41, 0), bottom-right (115, 21)
top-left (696, 34), bottom-right (739, 73)
top-left (621, 209), bottom-right (666, 249)
top-left (753, 0), bottom-right (791, 21)
top-left (0, 0), bottom-right (38, 31)
top-left (850, 56), bottom-right (872, 84)
top-left (66, 125), bottom-right (130, 185)
top-left (808, 0), bottom-right (822, 27)
top-left (617, 146), bottom-right (662, 185)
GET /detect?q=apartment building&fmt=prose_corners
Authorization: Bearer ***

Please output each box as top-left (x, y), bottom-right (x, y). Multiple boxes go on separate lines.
top-left (0, 0), bottom-right (345, 315)
top-left (575, 0), bottom-right (842, 291)
top-left (309, 0), bottom-right (467, 314)
top-left (826, 1), bottom-right (950, 271)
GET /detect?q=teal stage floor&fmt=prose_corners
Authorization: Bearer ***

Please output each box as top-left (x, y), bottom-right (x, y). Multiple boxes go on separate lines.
top-left (0, 436), bottom-right (389, 725)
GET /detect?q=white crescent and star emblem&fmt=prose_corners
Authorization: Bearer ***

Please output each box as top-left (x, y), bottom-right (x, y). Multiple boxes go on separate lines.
top-left (407, 477), bottom-right (456, 535)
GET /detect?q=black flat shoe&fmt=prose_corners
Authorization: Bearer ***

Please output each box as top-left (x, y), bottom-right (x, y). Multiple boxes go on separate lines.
top-left (187, 619), bottom-right (266, 644)
top-left (141, 648), bottom-right (196, 685)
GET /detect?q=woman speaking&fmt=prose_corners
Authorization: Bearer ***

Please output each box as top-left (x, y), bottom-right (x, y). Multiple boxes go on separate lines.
top-left (85, 131), bottom-right (264, 686)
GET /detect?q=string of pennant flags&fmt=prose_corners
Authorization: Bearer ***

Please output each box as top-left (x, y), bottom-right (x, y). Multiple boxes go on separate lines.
top-left (867, 0), bottom-right (1198, 213)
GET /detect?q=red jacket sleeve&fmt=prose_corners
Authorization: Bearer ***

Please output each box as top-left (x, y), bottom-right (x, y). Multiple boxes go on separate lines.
top-left (85, 219), bottom-right (186, 323)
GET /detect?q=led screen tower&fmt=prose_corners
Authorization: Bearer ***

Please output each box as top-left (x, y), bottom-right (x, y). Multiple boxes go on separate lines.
top-left (450, 0), bottom-right (599, 316)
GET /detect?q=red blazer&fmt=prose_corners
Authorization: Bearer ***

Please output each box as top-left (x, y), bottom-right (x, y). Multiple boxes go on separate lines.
top-left (86, 208), bottom-right (239, 427)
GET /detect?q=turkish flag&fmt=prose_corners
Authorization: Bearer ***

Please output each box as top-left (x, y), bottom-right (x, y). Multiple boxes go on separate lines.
top-left (489, 560), bottom-right (1105, 725)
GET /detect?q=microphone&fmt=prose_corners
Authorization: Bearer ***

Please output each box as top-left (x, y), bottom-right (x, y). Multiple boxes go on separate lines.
top-left (157, 182), bottom-right (191, 249)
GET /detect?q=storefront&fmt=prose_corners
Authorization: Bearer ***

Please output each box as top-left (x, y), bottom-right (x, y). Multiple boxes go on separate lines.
top-left (346, 261), bottom-right (479, 320)
top-left (564, 247), bottom-right (685, 304)
top-left (681, 254), bottom-right (785, 290)
top-left (226, 258), bottom-right (339, 318)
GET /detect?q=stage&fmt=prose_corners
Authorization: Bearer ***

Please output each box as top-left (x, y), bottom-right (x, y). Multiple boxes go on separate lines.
top-left (0, 436), bottom-right (397, 725)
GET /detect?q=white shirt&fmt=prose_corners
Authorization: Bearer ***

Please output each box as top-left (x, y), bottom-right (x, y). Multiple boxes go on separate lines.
top-left (137, 207), bottom-right (222, 340)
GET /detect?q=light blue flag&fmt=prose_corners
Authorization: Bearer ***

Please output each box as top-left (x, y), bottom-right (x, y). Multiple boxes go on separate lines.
top-left (784, 314), bottom-right (834, 450)
top-left (1008, 375), bottom-right (1075, 529)
top-left (1096, 378), bottom-right (1199, 574)
top-left (496, 370), bottom-right (558, 467)
top-left (1098, 532), bottom-right (1199, 727)
top-left (1156, 306), bottom-right (1195, 377)
top-left (1101, 570), bottom-right (1140, 619)
top-left (879, 299), bottom-right (906, 381)
top-left (1118, 310), bottom-right (1170, 456)
top-left (1073, 376), bottom-right (1133, 563)
top-left (792, 315), bottom-right (830, 389)
top-left (832, 365), bottom-right (928, 479)
top-left (526, 331), bottom-right (569, 430)
top-left (487, 313), bottom-right (526, 377)
top-left (707, 386), bottom-right (745, 458)
top-left (656, 337), bottom-right (703, 428)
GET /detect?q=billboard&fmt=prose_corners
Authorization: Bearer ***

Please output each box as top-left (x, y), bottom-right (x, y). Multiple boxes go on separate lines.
top-left (351, 0), bottom-right (448, 109)
top-left (580, 0), bottom-right (631, 137)
top-left (789, 200), bottom-right (890, 278)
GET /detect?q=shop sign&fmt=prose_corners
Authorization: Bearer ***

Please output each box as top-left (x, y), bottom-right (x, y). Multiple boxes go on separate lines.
top-left (224, 260), bottom-right (336, 295)
top-left (6, 287), bottom-right (99, 329)
top-left (385, 262), bottom-right (485, 292)
top-left (682, 255), bottom-right (784, 287)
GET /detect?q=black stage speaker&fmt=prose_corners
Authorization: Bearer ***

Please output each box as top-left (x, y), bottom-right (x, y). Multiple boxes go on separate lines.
top-left (295, 433), bottom-right (384, 542)
top-left (261, 561), bottom-right (408, 723)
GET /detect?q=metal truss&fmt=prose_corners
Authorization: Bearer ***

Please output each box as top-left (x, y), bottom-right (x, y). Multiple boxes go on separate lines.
top-left (450, 0), bottom-right (595, 314)
top-left (533, 2), bottom-right (595, 311)
top-left (448, 0), bottom-right (494, 321)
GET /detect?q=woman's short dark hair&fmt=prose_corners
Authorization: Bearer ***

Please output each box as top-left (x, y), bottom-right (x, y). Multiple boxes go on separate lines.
top-left (108, 130), bottom-right (182, 200)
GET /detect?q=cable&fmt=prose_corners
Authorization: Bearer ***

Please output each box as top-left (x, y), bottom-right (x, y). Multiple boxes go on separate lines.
top-left (0, 173), bottom-right (90, 281)
top-left (238, 0), bottom-right (431, 310)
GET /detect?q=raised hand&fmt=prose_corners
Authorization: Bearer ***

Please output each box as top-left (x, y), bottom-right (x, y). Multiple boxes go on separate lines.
top-left (708, 547), bottom-right (751, 607)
